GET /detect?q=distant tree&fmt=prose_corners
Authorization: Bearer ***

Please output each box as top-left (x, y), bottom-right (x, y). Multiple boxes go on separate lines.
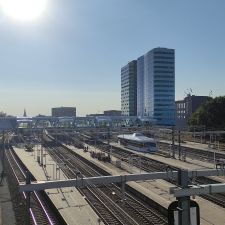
top-left (188, 96), bottom-right (225, 130)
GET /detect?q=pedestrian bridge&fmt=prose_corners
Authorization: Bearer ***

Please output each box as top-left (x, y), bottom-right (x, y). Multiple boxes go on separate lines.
top-left (0, 116), bottom-right (157, 130)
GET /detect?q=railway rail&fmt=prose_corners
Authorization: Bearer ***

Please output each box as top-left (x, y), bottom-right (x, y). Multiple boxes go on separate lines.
top-left (44, 137), bottom-right (168, 225)
top-left (75, 132), bottom-right (225, 209)
top-left (157, 141), bottom-right (225, 164)
top-left (195, 176), bottom-right (225, 207)
top-left (4, 145), bottom-right (65, 225)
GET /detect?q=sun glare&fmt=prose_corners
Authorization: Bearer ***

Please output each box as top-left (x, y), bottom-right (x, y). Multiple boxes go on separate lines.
top-left (0, 0), bottom-right (48, 22)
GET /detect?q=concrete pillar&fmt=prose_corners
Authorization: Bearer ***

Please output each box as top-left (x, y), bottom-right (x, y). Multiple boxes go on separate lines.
top-left (26, 171), bottom-right (31, 225)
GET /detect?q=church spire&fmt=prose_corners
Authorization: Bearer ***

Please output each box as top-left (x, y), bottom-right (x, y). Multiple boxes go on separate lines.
top-left (23, 109), bottom-right (27, 117)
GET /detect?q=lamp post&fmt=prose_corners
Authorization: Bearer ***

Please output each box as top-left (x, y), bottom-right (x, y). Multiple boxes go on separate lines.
top-left (40, 129), bottom-right (44, 166)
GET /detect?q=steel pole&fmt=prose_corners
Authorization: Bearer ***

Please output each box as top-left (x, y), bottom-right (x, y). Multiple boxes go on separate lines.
top-left (2, 130), bottom-right (5, 173)
top-left (172, 126), bottom-right (175, 158)
top-left (178, 130), bottom-right (181, 160)
top-left (177, 169), bottom-right (190, 225)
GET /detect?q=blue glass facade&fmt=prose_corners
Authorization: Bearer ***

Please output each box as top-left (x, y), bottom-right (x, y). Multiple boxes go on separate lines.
top-left (137, 48), bottom-right (175, 125)
top-left (137, 56), bottom-right (144, 116)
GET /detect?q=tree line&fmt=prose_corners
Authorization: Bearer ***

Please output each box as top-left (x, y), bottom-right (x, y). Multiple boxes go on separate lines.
top-left (188, 96), bottom-right (225, 130)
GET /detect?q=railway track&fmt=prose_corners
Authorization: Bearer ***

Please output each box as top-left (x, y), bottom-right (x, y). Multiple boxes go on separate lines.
top-left (76, 133), bottom-right (225, 209)
top-left (195, 176), bottom-right (225, 207)
top-left (33, 129), bottom-right (225, 167)
top-left (89, 142), bottom-right (173, 173)
top-left (157, 141), bottom-right (225, 165)
top-left (44, 137), bottom-right (168, 225)
top-left (4, 146), bottom-right (65, 225)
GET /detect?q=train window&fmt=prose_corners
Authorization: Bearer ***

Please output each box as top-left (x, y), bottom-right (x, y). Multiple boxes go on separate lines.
top-left (145, 142), bottom-right (156, 147)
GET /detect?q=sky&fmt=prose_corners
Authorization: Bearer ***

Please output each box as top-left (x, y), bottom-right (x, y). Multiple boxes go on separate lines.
top-left (0, 0), bottom-right (225, 116)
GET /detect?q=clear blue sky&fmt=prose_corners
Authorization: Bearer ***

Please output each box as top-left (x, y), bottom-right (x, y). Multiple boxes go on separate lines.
top-left (0, 0), bottom-right (225, 116)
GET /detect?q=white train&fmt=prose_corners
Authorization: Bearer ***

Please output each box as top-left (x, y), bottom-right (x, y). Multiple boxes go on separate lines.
top-left (117, 133), bottom-right (157, 153)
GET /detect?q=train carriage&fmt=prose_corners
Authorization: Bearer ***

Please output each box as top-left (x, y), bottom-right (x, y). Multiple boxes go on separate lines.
top-left (117, 133), bottom-right (157, 153)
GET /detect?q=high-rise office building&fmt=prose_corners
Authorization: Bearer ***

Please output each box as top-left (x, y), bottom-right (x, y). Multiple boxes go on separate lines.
top-left (137, 48), bottom-right (175, 125)
top-left (121, 60), bottom-right (137, 116)
top-left (121, 47), bottom-right (175, 125)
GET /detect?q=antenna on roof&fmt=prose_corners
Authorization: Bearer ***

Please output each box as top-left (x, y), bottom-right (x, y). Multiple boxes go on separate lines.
top-left (209, 90), bottom-right (213, 97)
top-left (184, 88), bottom-right (193, 97)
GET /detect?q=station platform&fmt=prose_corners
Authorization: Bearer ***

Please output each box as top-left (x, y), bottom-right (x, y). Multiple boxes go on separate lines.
top-left (111, 141), bottom-right (225, 187)
top-left (64, 143), bottom-right (225, 225)
top-left (13, 146), bottom-right (101, 225)
top-left (110, 141), bottom-right (213, 170)
top-left (160, 139), bottom-right (225, 155)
